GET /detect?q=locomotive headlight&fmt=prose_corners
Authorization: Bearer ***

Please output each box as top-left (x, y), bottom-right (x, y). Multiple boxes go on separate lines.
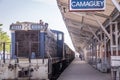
top-left (30, 23), bottom-right (48, 31)
top-left (10, 25), bottom-right (22, 30)
top-left (31, 24), bottom-right (43, 30)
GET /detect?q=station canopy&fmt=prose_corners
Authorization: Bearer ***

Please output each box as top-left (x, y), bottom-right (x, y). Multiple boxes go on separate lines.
top-left (57, 0), bottom-right (120, 52)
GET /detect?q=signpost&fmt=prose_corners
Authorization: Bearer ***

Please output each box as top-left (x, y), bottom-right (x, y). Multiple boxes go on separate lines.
top-left (69, 0), bottom-right (106, 11)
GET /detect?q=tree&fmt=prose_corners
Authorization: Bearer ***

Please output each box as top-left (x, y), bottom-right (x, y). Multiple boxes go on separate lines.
top-left (0, 24), bottom-right (10, 53)
top-left (0, 24), bottom-right (3, 26)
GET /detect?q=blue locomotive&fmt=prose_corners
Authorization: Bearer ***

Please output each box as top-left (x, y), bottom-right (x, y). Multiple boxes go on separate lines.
top-left (0, 20), bottom-right (75, 80)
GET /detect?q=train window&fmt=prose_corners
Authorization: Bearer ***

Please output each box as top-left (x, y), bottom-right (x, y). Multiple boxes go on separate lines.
top-left (58, 34), bottom-right (62, 40)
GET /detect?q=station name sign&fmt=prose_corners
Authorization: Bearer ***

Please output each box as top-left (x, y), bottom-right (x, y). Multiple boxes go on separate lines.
top-left (69, 0), bottom-right (106, 11)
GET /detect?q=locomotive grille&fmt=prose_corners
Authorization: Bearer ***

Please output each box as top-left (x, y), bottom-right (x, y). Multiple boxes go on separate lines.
top-left (15, 30), bottom-right (40, 58)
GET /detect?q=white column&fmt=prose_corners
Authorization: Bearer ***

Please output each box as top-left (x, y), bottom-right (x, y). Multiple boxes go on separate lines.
top-left (111, 0), bottom-right (120, 12)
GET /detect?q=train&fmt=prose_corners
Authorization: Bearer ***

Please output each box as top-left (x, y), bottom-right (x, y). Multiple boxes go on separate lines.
top-left (0, 20), bottom-right (75, 80)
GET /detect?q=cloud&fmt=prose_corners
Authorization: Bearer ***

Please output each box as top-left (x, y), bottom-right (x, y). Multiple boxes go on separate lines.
top-left (31, 0), bottom-right (57, 5)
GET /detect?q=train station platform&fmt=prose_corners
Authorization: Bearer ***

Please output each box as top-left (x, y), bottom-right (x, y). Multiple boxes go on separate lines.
top-left (57, 58), bottom-right (111, 80)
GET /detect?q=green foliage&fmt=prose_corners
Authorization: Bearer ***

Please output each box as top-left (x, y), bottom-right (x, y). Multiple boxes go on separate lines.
top-left (0, 25), bottom-right (10, 53)
top-left (0, 24), bottom-right (3, 26)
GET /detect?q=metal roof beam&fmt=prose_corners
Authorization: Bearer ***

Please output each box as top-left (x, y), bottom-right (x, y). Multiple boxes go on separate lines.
top-left (70, 30), bottom-right (91, 41)
top-left (111, 0), bottom-right (120, 12)
top-left (66, 21), bottom-right (82, 30)
top-left (68, 26), bottom-right (81, 33)
top-left (65, 16), bottom-right (99, 29)
top-left (88, 26), bottom-right (101, 43)
top-left (68, 26), bottom-right (95, 37)
top-left (93, 15), bottom-right (111, 39)
top-left (68, 24), bottom-right (97, 34)
top-left (69, 29), bottom-right (92, 37)
top-left (72, 12), bottom-right (97, 22)
top-left (104, 9), bottom-right (120, 28)
top-left (93, 12), bottom-right (109, 18)
top-left (70, 32), bottom-right (91, 40)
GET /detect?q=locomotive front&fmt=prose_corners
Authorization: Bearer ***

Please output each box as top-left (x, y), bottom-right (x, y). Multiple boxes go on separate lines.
top-left (0, 20), bottom-right (59, 80)
top-left (0, 20), bottom-right (75, 80)
top-left (10, 20), bottom-right (49, 59)
top-left (9, 20), bottom-right (51, 79)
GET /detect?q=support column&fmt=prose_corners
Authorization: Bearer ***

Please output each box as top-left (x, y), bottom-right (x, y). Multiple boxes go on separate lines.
top-left (11, 31), bottom-right (15, 59)
top-left (40, 31), bottom-right (45, 59)
top-left (90, 42), bottom-right (92, 64)
top-left (91, 40), bottom-right (94, 65)
top-left (104, 33), bottom-right (107, 66)
top-left (94, 39), bottom-right (97, 68)
top-left (110, 23), bottom-right (114, 56)
top-left (110, 22), bottom-right (119, 80)
top-left (115, 23), bottom-right (118, 56)
top-left (110, 22), bottom-right (118, 56)
top-left (116, 71), bottom-right (119, 80)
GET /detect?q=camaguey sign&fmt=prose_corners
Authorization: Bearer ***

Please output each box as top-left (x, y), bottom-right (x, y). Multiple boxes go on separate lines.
top-left (69, 0), bottom-right (106, 11)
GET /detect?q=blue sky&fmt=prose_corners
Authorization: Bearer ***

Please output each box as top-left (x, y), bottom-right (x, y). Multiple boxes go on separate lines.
top-left (0, 0), bottom-right (75, 50)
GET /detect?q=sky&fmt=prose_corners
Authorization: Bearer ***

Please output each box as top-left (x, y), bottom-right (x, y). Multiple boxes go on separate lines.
top-left (0, 0), bottom-right (75, 51)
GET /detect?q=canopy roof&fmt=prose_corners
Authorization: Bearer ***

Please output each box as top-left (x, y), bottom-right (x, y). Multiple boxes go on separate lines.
top-left (57, 0), bottom-right (120, 52)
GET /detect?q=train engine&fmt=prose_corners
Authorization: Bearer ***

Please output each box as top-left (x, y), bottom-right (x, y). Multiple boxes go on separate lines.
top-left (0, 20), bottom-right (66, 80)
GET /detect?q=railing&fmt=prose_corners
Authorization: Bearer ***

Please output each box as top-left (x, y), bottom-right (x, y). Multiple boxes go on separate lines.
top-left (0, 54), bottom-right (10, 60)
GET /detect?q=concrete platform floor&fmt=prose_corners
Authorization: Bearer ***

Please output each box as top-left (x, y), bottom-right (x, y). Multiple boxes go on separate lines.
top-left (57, 58), bottom-right (111, 80)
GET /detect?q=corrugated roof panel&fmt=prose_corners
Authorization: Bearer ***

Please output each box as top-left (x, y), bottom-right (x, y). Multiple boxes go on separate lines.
top-left (64, 13), bottom-right (83, 22)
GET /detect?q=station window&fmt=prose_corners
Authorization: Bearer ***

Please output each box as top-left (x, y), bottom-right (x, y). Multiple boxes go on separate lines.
top-left (58, 34), bottom-right (62, 40)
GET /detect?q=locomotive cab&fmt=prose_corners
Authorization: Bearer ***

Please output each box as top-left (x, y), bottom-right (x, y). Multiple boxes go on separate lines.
top-left (2, 20), bottom-right (65, 80)
top-left (0, 20), bottom-right (74, 80)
